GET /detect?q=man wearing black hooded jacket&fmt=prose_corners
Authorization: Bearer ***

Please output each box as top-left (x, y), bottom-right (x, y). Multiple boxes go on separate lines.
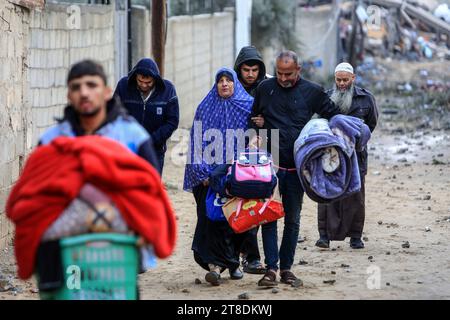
top-left (234, 46), bottom-right (268, 97)
top-left (233, 46), bottom-right (268, 275)
top-left (114, 58), bottom-right (180, 174)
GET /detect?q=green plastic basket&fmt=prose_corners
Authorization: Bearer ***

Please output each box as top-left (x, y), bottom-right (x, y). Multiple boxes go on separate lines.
top-left (40, 233), bottom-right (139, 300)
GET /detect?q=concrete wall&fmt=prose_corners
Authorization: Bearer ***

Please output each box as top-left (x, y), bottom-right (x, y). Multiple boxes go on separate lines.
top-left (130, 5), bottom-right (151, 68)
top-left (296, 4), bottom-right (339, 80)
top-left (0, 0), bottom-right (31, 249)
top-left (165, 12), bottom-right (234, 128)
top-left (0, 1), bottom-right (116, 249)
top-left (129, 10), bottom-right (234, 128)
top-left (28, 2), bottom-right (115, 142)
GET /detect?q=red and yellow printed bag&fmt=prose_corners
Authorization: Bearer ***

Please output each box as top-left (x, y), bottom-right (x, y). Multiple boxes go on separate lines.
top-left (222, 197), bottom-right (285, 233)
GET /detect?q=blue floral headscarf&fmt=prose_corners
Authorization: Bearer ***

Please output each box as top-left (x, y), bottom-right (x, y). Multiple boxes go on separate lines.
top-left (183, 67), bottom-right (254, 192)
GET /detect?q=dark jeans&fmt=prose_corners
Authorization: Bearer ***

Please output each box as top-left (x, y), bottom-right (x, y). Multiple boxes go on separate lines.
top-left (261, 170), bottom-right (303, 271)
top-left (156, 151), bottom-right (165, 175)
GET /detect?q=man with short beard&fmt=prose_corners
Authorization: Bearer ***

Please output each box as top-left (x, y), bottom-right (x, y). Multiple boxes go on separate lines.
top-left (233, 46), bottom-right (268, 275)
top-left (234, 45), bottom-right (267, 97)
top-left (315, 62), bottom-right (378, 250)
top-left (249, 51), bottom-right (340, 287)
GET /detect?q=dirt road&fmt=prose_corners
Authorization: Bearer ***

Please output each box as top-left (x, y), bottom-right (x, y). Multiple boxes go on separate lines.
top-left (1, 59), bottom-right (449, 300)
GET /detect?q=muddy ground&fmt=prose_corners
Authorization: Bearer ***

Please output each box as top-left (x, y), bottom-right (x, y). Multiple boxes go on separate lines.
top-left (1, 58), bottom-right (449, 300)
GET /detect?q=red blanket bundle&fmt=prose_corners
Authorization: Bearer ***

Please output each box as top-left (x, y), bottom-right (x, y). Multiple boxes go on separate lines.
top-left (6, 136), bottom-right (177, 279)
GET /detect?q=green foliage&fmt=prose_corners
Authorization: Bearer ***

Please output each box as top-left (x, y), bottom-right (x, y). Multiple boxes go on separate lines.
top-left (251, 0), bottom-right (299, 52)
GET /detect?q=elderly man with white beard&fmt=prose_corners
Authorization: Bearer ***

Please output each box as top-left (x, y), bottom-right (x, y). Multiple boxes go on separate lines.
top-left (315, 62), bottom-right (379, 249)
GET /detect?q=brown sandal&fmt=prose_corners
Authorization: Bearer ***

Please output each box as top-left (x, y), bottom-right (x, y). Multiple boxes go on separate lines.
top-left (280, 270), bottom-right (303, 287)
top-left (205, 271), bottom-right (221, 286)
top-left (258, 270), bottom-right (278, 287)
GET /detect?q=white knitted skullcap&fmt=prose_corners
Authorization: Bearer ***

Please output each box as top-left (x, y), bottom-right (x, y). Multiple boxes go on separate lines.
top-left (334, 62), bottom-right (354, 74)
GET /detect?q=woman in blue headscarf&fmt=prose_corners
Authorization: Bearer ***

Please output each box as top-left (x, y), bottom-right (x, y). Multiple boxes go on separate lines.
top-left (183, 67), bottom-right (254, 286)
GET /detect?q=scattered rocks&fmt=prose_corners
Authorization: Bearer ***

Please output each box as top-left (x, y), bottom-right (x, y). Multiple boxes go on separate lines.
top-left (30, 288), bottom-right (39, 294)
top-left (386, 252), bottom-right (391, 255)
top-left (391, 128), bottom-right (404, 134)
top-left (425, 226), bottom-right (431, 232)
top-left (402, 241), bottom-right (410, 249)
top-left (378, 221), bottom-right (383, 225)
top-left (340, 264), bottom-right (350, 268)
top-left (432, 159), bottom-right (445, 165)
top-left (363, 236), bottom-right (369, 241)
top-left (13, 287), bottom-right (23, 294)
top-left (298, 259), bottom-right (308, 265)
top-left (238, 292), bottom-right (250, 300)
top-left (0, 275), bottom-right (13, 293)
top-left (323, 280), bottom-right (336, 285)
top-left (382, 109), bottom-right (399, 115)
top-left (368, 256), bottom-right (374, 260)
top-left (423, 195), bottom-right (431, 200)
top-left (181, 288), bottom-right (190, 293)
top-left (396, 147), bottom-right (408, 154)
top-left (331, 271), bottom-right (336, 275)
top-left (398, 158), bottom-right (408, 163)
top-left (291, 279), bottom-right (304, 288)
top-left (271, 288), bottom-right (279, 294)
top-left (373, 171), bottom-right (381, 176)
top-left (194, 278), bottom-right (202, 285)
top-left (386, 282), bottom-right (391, 286)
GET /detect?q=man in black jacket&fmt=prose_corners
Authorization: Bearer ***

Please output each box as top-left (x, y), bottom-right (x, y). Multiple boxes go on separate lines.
top-left (316, 62), bottom-right (378, 250)
top-left (114, 58), bottom-right (179, 174)
top-left (249, 51), bottom-right (340, 287)
top-left (233, 46), bottom-right (268, 275)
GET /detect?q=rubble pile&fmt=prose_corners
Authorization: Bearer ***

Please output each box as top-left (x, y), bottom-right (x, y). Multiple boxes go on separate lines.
top-left (339, 0), bottom-right (450, 61)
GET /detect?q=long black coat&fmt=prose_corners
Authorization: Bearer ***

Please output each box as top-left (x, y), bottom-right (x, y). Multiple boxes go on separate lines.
top-left (328, 85), bottom-right (378, 176)
top-left (318, 85), bottom-right (378, 240)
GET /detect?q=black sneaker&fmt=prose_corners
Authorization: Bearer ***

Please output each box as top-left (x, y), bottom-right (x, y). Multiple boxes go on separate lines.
top-left (243, 260), bottom-right (266, 274)
top-left (315, 235), bottom-right (330, 248)
top-left (350, 238), bottom-right (365, 249)
top-left (229, 268), bottom-right (244, 280)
